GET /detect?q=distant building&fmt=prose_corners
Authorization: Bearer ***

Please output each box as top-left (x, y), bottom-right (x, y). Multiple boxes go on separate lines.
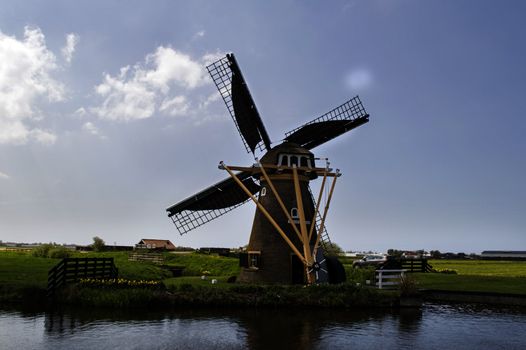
top-left (136, 239), bottom-right (176, 251)
top-left (481, 251), bottom-right (526, 260)
top-left (198, 247), bottom-right (231, 256)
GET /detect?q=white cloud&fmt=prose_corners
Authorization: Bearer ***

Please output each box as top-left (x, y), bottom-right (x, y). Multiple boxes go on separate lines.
top-left (29, 129), bottom-right (56, 145)
top-left (93, 66), bottom-right (156, 121)
top-left (345, 68), bottom-right (373, 90)
top-left (202, 50), bottom-right (226, 66)
top-left (160, 95), bottom-right (189, 116)
top-left (74, 107), bottom-right (87, 117)
top-left (93, 47), bottom-right (220, 122)
top-left (0, 26), bottom-right (65, 145)
top-left (199, 92), bottom-right (221, 110)
top-left (0, 171), bottom-right (9, 180)
top-left (193, 30), bottom-right (205, 40)
top-left (82, 121), bottom-right (106, 139)
top-left (143, 47), bottom-right (208, 91)
top-left (61, 33), bottom-right (79, 63)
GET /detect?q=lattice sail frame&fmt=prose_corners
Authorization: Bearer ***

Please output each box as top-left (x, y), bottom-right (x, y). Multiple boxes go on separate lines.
top-left (170, 199), bottom-right (252, 235)
top-left (284, 95), bottom-right (368, 138)
top-left (206, 55), bottom-right (268, 153)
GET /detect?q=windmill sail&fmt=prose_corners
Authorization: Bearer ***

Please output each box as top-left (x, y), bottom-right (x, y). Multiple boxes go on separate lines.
top-left (284, 96), bottom-right (369, 150)
top-left (166, 172), bottom-right (260, 235)
top-left (207, 53), bottom-right (271, 154)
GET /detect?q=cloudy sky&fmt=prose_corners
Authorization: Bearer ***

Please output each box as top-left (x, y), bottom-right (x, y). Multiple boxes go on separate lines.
top-left (1, 0), bottom-right (525, 253)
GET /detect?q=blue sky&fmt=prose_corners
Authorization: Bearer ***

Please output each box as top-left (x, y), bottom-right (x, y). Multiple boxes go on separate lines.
top-left (0, 0), bottom-right (524, 253)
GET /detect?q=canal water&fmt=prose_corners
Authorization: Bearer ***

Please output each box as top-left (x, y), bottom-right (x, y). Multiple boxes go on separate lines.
top-left (1, 303), bottom-right (525, 349)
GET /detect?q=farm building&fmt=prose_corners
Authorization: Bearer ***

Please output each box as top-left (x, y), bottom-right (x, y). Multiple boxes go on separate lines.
top-left (136, 239), bottom-right (176, 251)
top-left (481, 251), bottom-right (526, 260)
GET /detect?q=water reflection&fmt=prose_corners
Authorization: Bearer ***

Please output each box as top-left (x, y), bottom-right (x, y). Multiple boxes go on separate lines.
top-left (1, 303), bottom-right (525, 350)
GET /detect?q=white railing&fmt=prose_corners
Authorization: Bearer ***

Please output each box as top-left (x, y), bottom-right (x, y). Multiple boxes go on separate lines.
top-left (376, 269), bottom-right (406, 289)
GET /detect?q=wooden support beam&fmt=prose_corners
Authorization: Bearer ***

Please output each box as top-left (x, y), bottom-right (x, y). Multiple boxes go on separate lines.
top-left (221, 162), bottom-right (307, 265)
top-left (308, 171), bottom-right (327, 243)
top-left (292, 166), bottom-right (314, 284)
top-left (313, 171), bottom-right (338, 257)
top-left (258, 163), bottom-right (303, 243)
top-left (221, 164), bottom-right (338, 177)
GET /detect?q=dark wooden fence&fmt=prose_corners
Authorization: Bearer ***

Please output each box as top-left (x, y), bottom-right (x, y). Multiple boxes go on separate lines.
top-left (381, 258), bottom-right (433, 272)
top-left (47, 257), bottom-right (118, 296)
top-left (128, 252), bottom-right (164, 264)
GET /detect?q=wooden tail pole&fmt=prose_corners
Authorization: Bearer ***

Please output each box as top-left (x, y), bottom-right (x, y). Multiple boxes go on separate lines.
top-left (220, 162), bottom-right (307, 265)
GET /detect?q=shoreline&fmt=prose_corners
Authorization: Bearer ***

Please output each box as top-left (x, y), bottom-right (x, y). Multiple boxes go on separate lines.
top-left (421, 289), bottom-right (526, 306)
top-left (3, 284), bottom-right (526, 310)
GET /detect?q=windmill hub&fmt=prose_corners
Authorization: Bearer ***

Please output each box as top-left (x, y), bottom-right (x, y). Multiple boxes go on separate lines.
top-left (166, 53), bottom-right (369, 285)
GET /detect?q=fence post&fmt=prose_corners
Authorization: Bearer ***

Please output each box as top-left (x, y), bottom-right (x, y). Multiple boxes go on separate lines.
top-left (378, 270), bottom-right (383, 289)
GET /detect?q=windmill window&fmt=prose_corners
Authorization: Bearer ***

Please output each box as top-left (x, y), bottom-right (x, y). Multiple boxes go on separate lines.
top-left (279, 155), bottom-right (288, 166)
top-left (291, 208), bottom-right (299, 219)
top-left (260, 187), bottom-right (267, 197)
top-left (248, 251), bottom-right (261, 269)
top-left (300, 156), bottom-right (309, 168)
top-left (290, 156), bottom-right (299, 166)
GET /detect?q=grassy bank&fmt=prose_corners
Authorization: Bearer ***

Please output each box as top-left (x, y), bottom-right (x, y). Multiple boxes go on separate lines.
top-left (0, 250), bottom-right (395, 308)
top-left (58, 282), bottom-right (397, 309)
top-left (0, 250), bottom-right (236, 304)
top-left (2, 251), bottom-right (526, 307)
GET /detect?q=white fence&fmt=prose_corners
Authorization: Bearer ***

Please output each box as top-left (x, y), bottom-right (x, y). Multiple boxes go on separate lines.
top-left (375, 269), bottom-right (406, 289)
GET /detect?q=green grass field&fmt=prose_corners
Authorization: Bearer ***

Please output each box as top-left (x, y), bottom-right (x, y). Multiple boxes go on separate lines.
top-left (2, 251), bottom-right (526, 298)
top-left (429, 259), bottom-right (526, 277)
top-left (0, 250), bottom-right (239, 290)
top-left (0, 251), bottom-right (57, 288)
top-left (413, 259), bottom-right (526, 295)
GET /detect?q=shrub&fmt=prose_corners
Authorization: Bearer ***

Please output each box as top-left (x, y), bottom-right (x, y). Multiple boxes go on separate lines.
top-left (31, 244), bottom-right (53, 258)
top-left (399, 274), bottom-right (418, 296)
top-left (48, 247), bottom-right (72, 259)
top-left (346, 266), bottom-right (376, 284)
top-left (432, 268), bottom-right (458, 274)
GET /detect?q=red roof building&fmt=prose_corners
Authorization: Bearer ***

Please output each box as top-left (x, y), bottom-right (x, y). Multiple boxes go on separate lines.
top-left (137, 239), bottom-right (176, 251)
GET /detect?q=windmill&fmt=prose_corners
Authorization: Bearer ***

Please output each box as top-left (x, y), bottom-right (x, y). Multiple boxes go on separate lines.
top-left (166, 53), bottom-right (369, 285)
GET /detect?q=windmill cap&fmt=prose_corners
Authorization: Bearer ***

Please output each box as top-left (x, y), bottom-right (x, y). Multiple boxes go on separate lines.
top-left (260, 142), bottom-right (314, 165)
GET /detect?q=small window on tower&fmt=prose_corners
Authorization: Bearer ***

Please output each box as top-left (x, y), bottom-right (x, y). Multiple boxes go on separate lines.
top-left (279, 155), bottom-right (288, 166)
top-left (291, 207), bottom-right (299, 219)
top-left (291, 156), bottom-right (299, 166)
top-left (260, 187), bottom-right (267, 197)
top-left (300, 156), bottom-right (308, 168)
top-left (248, 251), bottom-right (261, 269)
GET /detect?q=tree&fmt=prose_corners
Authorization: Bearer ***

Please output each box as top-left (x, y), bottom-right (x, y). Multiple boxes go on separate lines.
top-left (387, 249), bottom-right (403, 257)
top-left (324, 242), bottom-right (345, 257)
top-left (92, 236), bottom-right (105, 252)
top-left (430, 250), bottom-right (442, 259)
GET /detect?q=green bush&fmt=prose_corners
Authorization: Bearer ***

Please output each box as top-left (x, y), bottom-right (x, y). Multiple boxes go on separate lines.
top-left (31, 244), bottom-right (53, 258)
top-left (346, 266), bottom-right (376, 284)
top-left (31, 244), bottom-right (71, 258)
top-left (48, 247), bottom-right (72, 259)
